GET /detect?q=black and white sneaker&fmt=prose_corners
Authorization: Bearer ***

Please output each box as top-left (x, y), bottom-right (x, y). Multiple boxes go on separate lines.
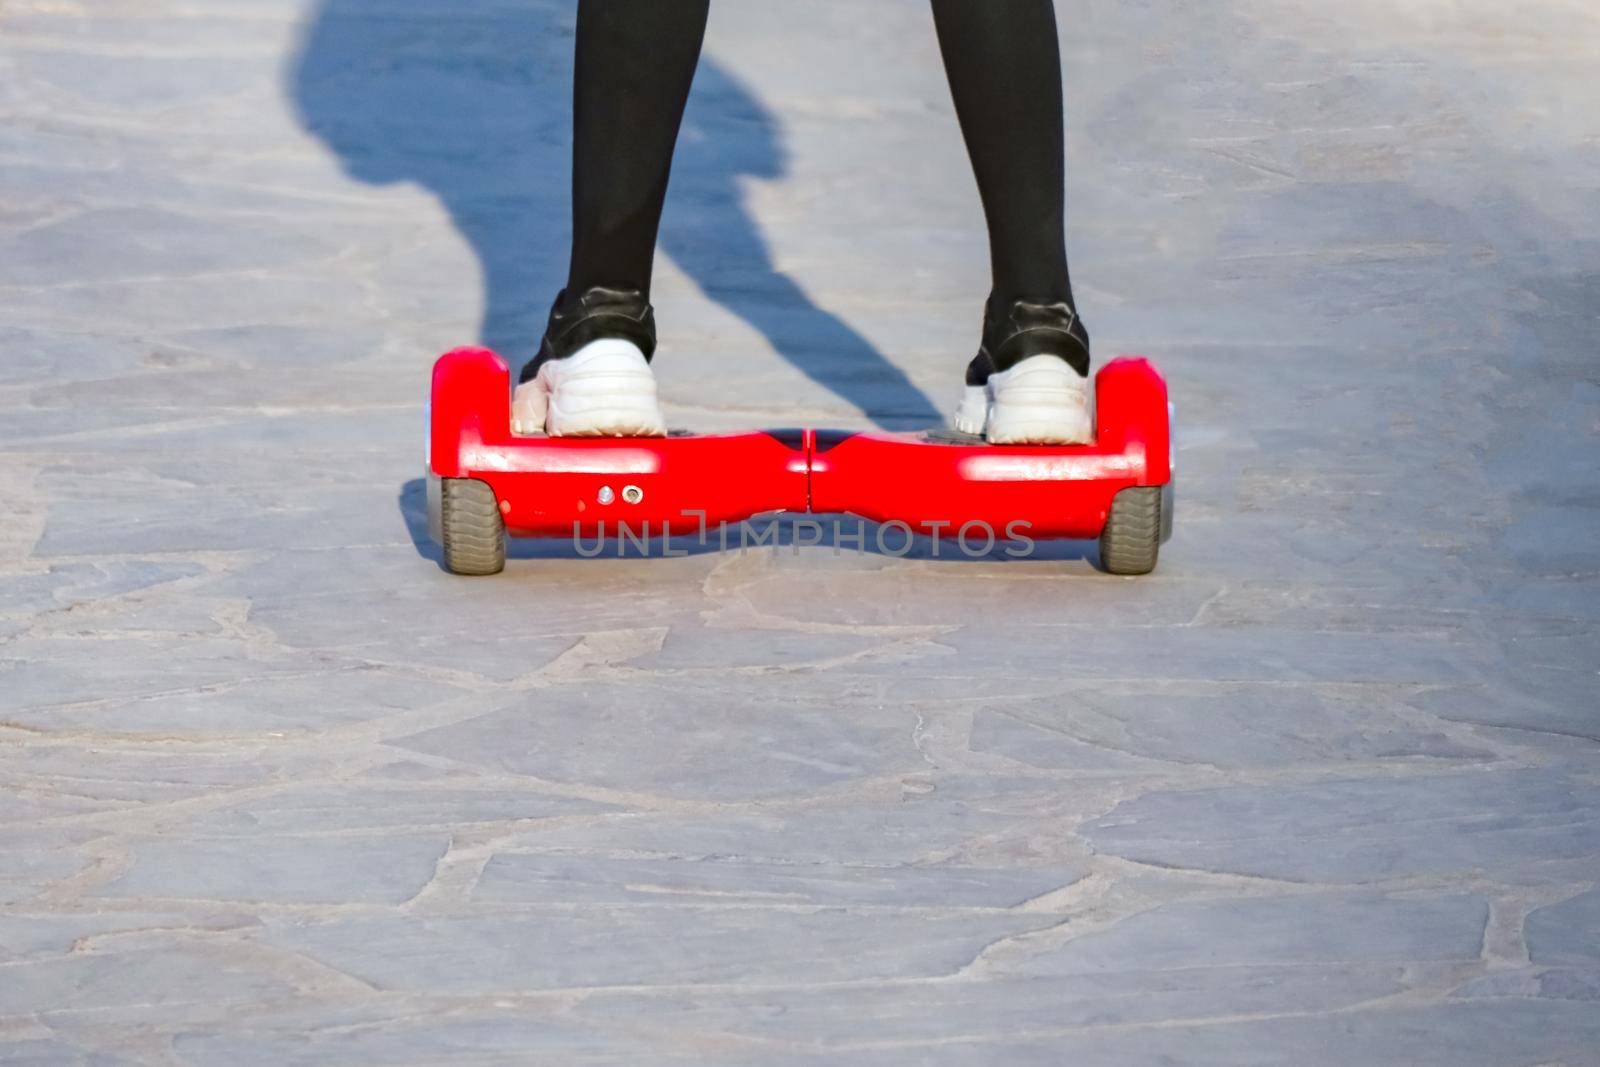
top-left (954, 298), bottom-right (1093, 445)
top-left (511, 286), bottom-right (667, 437)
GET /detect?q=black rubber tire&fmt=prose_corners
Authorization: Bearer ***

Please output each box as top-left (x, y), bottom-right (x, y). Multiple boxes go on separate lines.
top-left (1100, 486), bottom-right (1162, 575)
top-left (440, 478), bottom-right (505, 575)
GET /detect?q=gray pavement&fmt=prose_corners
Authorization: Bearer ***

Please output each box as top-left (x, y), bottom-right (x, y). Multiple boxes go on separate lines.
top-left (2, 0), bottom-right (1599, 1063)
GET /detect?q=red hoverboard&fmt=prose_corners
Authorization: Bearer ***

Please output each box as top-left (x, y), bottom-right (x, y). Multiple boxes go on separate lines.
top-left (426, 347), bottom-right (1173, 575)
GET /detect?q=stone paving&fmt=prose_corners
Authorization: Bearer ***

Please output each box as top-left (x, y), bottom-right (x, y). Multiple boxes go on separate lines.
top-left (2, 0), bottom-right (1599, 1063)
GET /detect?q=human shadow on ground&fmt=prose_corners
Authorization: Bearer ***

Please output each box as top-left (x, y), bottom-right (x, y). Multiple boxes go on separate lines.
top-left (290, 0), bottom-right (942, 426)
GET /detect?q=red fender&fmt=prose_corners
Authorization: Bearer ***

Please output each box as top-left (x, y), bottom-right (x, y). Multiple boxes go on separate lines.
top-left (429, 348), bottom-right (807, 538)
top-left (808, 357), bottom-right (1169, 539)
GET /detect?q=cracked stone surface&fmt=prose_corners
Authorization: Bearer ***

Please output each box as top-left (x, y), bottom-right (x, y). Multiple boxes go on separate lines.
top-left (1, 0), bottom-right (1597, 1063)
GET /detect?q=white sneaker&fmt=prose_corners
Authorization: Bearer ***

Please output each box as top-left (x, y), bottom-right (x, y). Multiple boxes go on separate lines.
top-left (511, 338), bottom-right (666, 437)
top-left (983, 354), bottom-right (1093, 445)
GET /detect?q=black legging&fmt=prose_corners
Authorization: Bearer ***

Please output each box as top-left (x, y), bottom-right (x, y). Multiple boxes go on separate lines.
top-left (567, 0), bottom-right (1075, 334)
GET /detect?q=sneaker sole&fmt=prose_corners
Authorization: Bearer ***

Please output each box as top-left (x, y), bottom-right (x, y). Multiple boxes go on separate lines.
top-left (984, 409), bottom-right (1094, 445)
top-left (515, 340), bottom-right (668, 438)
top-left (952, 384), bottom-right (989, 436)
top-left (985, 356), bottom-right (1093, 445)
top-left (547, 372), bottom-right (665, 437)
top-left (546, 401), bottom-right (667, 437)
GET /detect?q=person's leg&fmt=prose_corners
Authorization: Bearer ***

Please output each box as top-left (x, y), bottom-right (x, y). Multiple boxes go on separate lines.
top-left (568, 0), bottom-right (710, 298)
top-left (932, 0), bottom-right (1092, 444)
top-left (515, 0), bottom-right (710, 437)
